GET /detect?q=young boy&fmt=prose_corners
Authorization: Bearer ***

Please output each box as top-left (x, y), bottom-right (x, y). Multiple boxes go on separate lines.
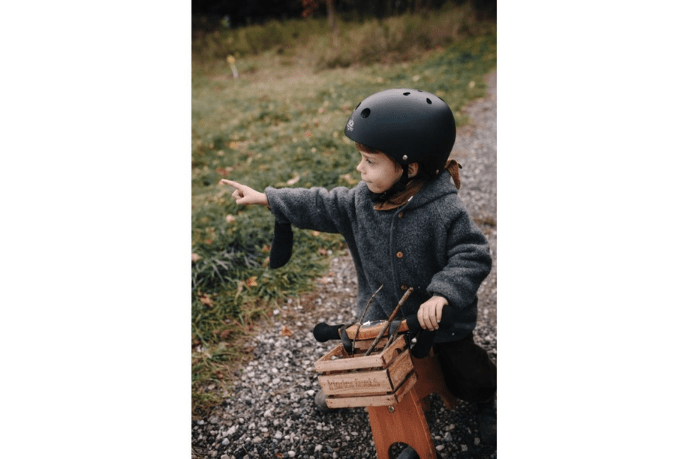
top-left (221, 88), bottom-right (497, 448)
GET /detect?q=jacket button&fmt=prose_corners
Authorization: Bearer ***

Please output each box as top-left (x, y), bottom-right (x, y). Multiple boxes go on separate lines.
top-left (401, 284), bottom-right (408, 291)
top-left (396, 251), bottom-right (404, 258)
top-left (398, 212), bottom-right (404, 219)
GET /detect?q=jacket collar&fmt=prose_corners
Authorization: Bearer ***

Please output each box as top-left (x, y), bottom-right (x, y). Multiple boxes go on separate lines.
top-left (373, 160), bottom-right (462, 211)
top-left (402, 168), bottom-right (459, 211)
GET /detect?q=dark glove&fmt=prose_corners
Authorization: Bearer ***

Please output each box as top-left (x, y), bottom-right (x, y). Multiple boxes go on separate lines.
top-left (410, 328), bottom-right (436, 358)
top-left (269, 220), bottom-right (293, 269)
top-left (405, 314), bottom-right (436, 358)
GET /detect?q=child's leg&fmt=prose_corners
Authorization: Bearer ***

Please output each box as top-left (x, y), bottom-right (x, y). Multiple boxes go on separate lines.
top-left (433, 333), bottom-right (496, 403)
top-left (434, 333), bottom-right (497, 445)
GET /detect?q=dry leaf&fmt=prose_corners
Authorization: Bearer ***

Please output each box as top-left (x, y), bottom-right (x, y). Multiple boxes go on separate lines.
top-left (246, 276), bottom-right (258, 287)
top-left (192, 253), bottom-right (202, 262)
top-left (280, 326), bottom-right (293, 337)
top-left (199, 294), bottom-right (214, 307)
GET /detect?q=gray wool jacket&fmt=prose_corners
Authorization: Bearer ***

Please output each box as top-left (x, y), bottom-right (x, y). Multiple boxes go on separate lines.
top-left (264, 170), bottom-right (492, 343)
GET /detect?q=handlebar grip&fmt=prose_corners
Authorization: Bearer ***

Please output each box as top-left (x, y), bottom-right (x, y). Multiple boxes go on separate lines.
top-left (405, 315), bottom-right (421, 334)
top-left (313, 322), bottom-right (343, 342)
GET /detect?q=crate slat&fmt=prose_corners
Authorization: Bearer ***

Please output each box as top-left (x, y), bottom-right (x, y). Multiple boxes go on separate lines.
top-left (324, 372), bottom-right (417, 408)
top-left (319, 367), bottom-right (393, 395)
top-left (314, 335), bottom-right (406, 373)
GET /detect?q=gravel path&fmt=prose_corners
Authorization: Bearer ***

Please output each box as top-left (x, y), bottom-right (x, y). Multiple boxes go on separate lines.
top-left (192, 69), bottom-right (498, 459)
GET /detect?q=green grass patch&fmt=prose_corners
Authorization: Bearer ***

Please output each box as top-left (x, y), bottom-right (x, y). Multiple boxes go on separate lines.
top-left (192, 6), bottom-right (496, 416)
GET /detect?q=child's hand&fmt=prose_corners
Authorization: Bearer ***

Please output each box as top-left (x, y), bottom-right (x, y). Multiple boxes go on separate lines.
top-left (220, 179), bottom-right (269, 207)
top-left (417, 295), bottom-right (449, 331)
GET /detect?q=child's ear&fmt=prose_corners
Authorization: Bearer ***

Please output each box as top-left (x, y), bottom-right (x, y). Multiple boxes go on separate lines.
top-left (408, 162), bottom-right (419, 178)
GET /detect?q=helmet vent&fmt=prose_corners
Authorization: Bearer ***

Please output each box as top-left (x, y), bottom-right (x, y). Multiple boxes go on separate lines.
top-left (361, 108), bottom-right (371, 118)
top-left (426, 98), bottom-right (432, 104)
top-left (403, 92), bottom-right (410, 96)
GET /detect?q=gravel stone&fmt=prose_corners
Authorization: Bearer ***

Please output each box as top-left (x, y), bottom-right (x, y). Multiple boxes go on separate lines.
top-left (192, 70), bottom-right (498, 459)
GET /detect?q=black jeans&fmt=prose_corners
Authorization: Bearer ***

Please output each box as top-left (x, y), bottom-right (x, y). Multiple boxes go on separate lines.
top-left (434, 333), bottom-right (497, 403)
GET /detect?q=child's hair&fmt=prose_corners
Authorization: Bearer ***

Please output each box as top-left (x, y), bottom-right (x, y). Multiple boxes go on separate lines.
top-left (355, 141), bottom-right (385, 156)
top-left (355, 141), bottom-right (434, 180)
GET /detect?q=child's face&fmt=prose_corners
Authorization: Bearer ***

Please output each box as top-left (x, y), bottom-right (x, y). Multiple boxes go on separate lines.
top-left (356, 150), bottom-right (403, 194)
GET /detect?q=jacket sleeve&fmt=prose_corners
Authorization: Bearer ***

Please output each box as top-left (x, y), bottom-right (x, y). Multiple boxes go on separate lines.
top-left (426, 206), bottom-right (492, 313)
top-left (264, 185), bottom-right (356, 234)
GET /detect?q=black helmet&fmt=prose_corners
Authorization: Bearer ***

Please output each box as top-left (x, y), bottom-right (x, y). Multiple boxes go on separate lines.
top-left (344, 88), bottom-right (456, 178)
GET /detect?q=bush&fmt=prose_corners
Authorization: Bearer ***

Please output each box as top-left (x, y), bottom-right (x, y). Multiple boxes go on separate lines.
top-left (192, 3), bottom-right (494, 69)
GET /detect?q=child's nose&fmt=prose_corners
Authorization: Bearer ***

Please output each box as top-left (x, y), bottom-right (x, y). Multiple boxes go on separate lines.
top-left (356, 161), bottom-right (363, 173)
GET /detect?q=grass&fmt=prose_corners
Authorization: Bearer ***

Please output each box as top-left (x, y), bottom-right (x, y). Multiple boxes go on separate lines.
top-left (192, 4), bottom-right (496, 417)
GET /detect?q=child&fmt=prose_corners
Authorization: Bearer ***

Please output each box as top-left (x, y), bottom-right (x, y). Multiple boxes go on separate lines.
top-left (221, 88), bottom-right (497, 448)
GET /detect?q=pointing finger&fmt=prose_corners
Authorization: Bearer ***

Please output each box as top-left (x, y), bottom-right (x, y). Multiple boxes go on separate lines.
top-left (220, 179), bottom-right (242, 190)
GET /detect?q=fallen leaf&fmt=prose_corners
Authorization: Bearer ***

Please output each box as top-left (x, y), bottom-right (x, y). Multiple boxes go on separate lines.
top-left (246, 276), bottom-right (258, 287)
top-left (192, 253), bottom-right (202, 262)
top-left (199, 294), bottom-right (214, 307)
top-left (280, 326), bottom-right (293, 337)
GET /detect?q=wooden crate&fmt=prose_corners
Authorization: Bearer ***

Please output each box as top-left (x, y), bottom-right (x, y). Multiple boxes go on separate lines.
top-left (314, 335), bottom-right (416, 408)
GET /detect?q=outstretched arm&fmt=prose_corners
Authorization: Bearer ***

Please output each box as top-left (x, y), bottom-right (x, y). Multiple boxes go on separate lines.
top-left (220, 179), bottom-right (269, 208)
